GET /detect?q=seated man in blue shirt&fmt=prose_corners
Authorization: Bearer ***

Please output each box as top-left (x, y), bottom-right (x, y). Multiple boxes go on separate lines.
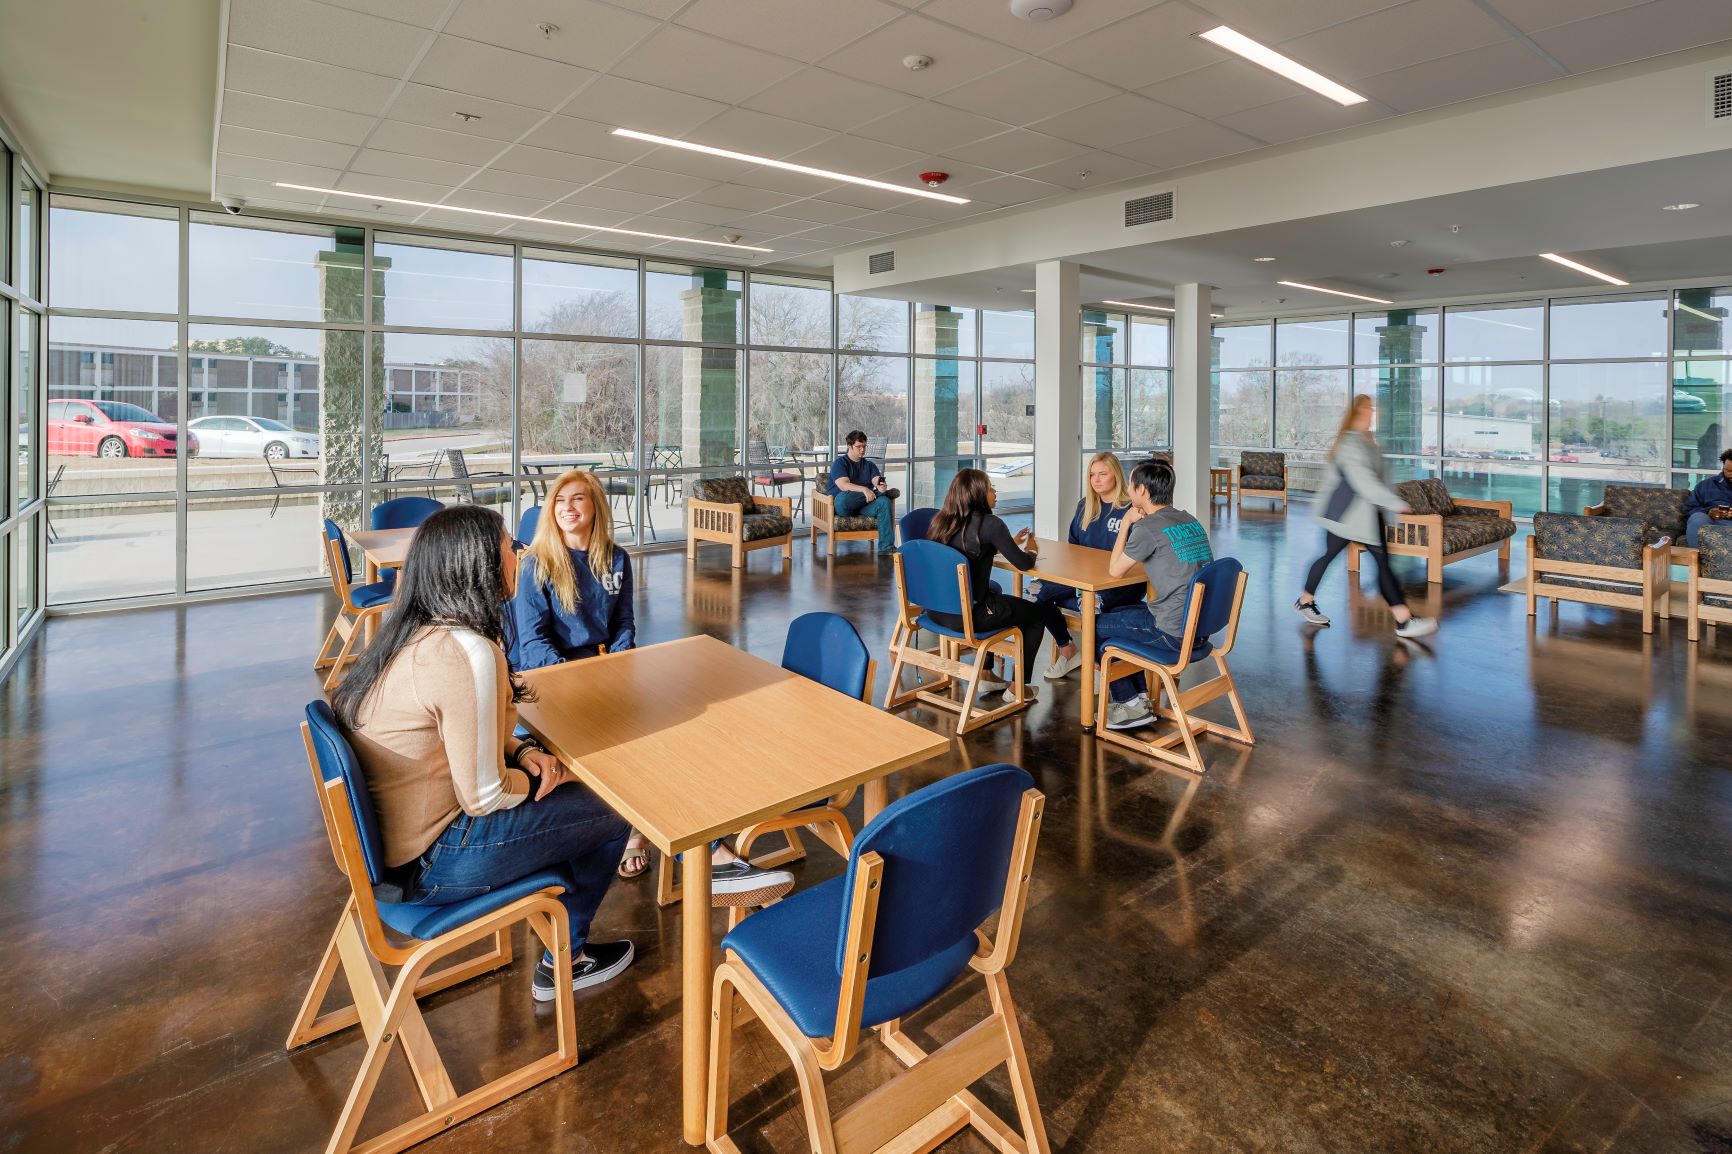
top-left (1685, 448), bottom-right (1732, 547)
top-left (829, 429), bottom-right (900, 554)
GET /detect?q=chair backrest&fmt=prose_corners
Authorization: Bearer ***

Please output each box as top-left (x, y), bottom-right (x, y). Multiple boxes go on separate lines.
top-left (323, 518), bottom-right (354, 587)
top-left (899, 506), bottom-right (938, 545)
top-left (1699, 523), bottom-right (1732, 581)
top-left (865, 436), bottom-right (887, 464)
top-left (1532, 512), bottom-right (1645, 569)
top-left (1239, 450), bottom-right (1285, 478)
top-left (371, 495), bottom-right (443, 531)
top-left (782, 611), bottom-right (871, 700)
top-left (517, 505), bottom-right (541, 547)
top-left (838, 763), bottom-right (1035, 977)
top-left (1179, 556), bottom-right (1244, 642)
top-left (1602, 484), bottom-right (1688, 538)
top-left (748, 439), bottom-right (771, 466)
top-left (445, 447), bottom-right (472, 478)
top-left (304, 700), bottom-right (387, 887)
top-left (898, 538), bottom-right (969, 618)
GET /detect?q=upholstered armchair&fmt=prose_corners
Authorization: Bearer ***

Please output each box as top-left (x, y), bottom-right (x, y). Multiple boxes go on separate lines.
top-left (809, 474), bottom-right (887, 556)
top-left (686, 476), bottom-right (793, 568)
top-left (1685, 523), bottom-right (1732, 641)
top-left (1584, 484), bottom-right (1689, 546)
top-left (1236, 450), bottom-right (1287, 509)
top-left (1526, 511), bottom-right (1670, 633)
top-left (1348, 477), bottom-right (1515, 583)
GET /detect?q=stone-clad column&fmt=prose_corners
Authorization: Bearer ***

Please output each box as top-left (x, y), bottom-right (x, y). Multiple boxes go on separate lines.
top-left (316, 229), bottom-right (386, 530)
top-left (680, 269), bottom-right (740, 467)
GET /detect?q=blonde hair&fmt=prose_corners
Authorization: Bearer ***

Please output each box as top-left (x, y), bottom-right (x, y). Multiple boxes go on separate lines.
top-left (525, 469), bottom-right (616, 613)
top-left (1328, 394), bottom-right (1374, 460)
top-left (1080, 451), bottom-right (1130, 530)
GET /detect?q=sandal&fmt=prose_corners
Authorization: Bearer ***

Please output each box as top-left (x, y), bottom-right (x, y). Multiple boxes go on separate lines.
top-left (617, 836), bottom-right (650, 879)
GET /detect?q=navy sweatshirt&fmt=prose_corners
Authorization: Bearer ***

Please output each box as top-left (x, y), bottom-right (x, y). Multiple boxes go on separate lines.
top-left (510, 547), bottom-right (635, 671)
top-left (1066, 498), bottom-right (1147, 611)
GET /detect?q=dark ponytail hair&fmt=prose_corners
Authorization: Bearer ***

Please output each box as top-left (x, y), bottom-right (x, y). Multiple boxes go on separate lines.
top-left (928, 468), bottom-right (993, 550)
top-left (332, 504), bottom-right (530, 728)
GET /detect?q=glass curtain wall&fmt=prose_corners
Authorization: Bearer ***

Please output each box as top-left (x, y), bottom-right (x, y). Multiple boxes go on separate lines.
top-left (2, 131), bottom-right (46, 673)
top-left (1081, 307), bottom-right (1172, 465)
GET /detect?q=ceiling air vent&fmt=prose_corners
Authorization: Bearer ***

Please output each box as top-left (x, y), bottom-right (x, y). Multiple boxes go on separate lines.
top-left (1125, 191), bottom-right (1174, 227)
top-left (868, 251), bottom-right (895, 274)
top-left (1712, 69), bottom-right (1732, 123)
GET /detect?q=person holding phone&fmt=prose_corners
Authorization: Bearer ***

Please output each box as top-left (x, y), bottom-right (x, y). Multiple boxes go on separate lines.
top-left (1684, 448), bottom-right (1732, 547)
top-left (829, 429), bottom-right (900, 554)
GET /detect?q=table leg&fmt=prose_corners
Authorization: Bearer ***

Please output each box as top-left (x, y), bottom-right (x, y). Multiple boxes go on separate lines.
top-left (681, 850), bottom-right (713, 1146)
top-left (863, 776), bottom-right (890, 824)
top-left (1081, 590), bottom-right (1098, 731)
top-left (363, 556), bottom-right (381, 645)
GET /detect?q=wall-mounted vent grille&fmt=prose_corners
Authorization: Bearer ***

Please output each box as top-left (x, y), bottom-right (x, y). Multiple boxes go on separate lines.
top-left (1713, 70), bottom-right (1732, 121)
top-left (868, 251), bottom-right (895, 274)
top-left (1125, 191), bottom-right (1174, 227)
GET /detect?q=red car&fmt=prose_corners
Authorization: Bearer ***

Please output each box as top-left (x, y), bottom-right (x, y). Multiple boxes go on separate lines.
top-left (45, 398), bottom-right (198, 459)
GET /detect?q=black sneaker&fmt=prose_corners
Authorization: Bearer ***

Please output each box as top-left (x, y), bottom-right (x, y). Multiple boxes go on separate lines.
top-left (882, 487), bottom-right (901, 501)
top-left (532, 939), bottom-right (634, 1002)
top-left (709, 860), bottom-right (795, 908)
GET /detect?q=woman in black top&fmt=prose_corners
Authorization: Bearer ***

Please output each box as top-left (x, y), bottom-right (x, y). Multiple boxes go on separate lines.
top-left (925, 468), bottom-right (1062, 696)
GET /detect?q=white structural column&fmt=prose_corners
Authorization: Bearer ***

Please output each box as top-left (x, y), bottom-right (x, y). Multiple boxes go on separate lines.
top-left (1171, 283), bottom-right (1212, 516)
top-left (1033, 259), bottom-right (1081, 539)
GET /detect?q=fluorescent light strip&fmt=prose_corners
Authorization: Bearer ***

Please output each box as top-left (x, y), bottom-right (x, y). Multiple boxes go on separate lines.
top-left (612, 128), bottom-right (971, 205)
top-left (1198, 26), bottom-right (1367, 107)
top-left (1276, 280), bottom-right (1392, 305)
top-left (1677, 302), bottom-right (1722, 323)
top-left (1102, 298), bottom-right (1223, 319)
top-left (1538, 252), bottom-right (1628, 286)
top-left (273, 183), bottom-right (775, 253)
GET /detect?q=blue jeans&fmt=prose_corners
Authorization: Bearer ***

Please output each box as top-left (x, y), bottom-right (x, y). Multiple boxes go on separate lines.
top-left (407, 785), bottom-right (629, 953)
top-left (835, 490), bottom-right (895, 550)
top-left (1094, 605), bottom-right (1185, 704)
top-left (1688, 509), bottom-right (1714, 548)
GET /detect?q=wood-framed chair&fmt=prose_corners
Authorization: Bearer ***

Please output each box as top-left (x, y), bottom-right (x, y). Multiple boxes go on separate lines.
top-left (1347, 478), bottom-right (1514, 584)
top-left (706, 764), bottom-right (1050, 1154)
top-left (810, 474), bottom-right (886, 556)
top-left (1525, 512), bottom-right (1670, 634)
top-left (314, 519), bottom-right (396, 690)
top-left (1235, 450), bottom-right (1288, 510)
top-left (883, 538), bottom-right (1030, 735)
top-left (1684, 522), bottom-right (1732, 642)
top-left (686, 476), bottom-right (794, 569)
top-left (1094, 557), bottom-right (1255, 774)
top-left (290, 702), bottom-right (578, 1154)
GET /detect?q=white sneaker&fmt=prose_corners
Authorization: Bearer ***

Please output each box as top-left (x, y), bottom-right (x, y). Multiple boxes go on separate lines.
top-left (975, 668), bottom-right (1009, 691)
top-left (1105, 698), bottom-right (1154, 730)
top-left (1394, 616), bottom-right (1438, 639)
top-left (1002, 684), bottom-right (1038, 704)
top-left (1043, 649), bottom-right (1083, 680)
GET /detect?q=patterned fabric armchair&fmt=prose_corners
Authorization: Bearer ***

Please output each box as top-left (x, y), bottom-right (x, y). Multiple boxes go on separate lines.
top-left (1526, 511), bottom-right (1670, 634)
top-left (1584, 484), bottom-right (1689, 546)
top-left (1349, 478), bottom-right (1516, 583)
top-left (686, 475), bottom-right (794, 568)
top-left (1236, 451), bottom-right (1287, 509)
top-left (1684, 522), bottom-right (1732, 641)
top-left (809, 473), bottom-right (889, 556)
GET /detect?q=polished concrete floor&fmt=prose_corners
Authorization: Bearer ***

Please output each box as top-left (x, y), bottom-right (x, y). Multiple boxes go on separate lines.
top-left (6, 504), bottom-right (1732, 1154)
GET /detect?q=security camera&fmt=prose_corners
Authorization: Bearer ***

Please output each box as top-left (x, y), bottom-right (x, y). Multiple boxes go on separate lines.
top-left (219, 196), bottom-right (245, 215)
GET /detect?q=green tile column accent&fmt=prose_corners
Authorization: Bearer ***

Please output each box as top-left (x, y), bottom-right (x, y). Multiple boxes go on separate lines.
top-left (914, 306), bottom-right (961, 507)
top-left (679, 269), bottom-right (739, 468)
top-left (1082, 310), bottom-right (1117, 449)
top-left (315, 230), bottom-right (386, 531)
top-left (1375, 311), bottom-right (1428, 455)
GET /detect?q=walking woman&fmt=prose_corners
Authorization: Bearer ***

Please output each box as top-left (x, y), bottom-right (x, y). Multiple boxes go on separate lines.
top-left (332, 504), bottom-right (635, 1002)
top-left (1295, 394), bottom-right (1437, 638)
top-left (1037, 451), bottom-right (1147, 680)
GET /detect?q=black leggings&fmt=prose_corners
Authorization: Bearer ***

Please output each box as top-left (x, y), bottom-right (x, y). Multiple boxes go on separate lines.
top-left (1305, 518), bottom-right (1405, 609)
top-left (930, 595), bottom-right (1057, 684)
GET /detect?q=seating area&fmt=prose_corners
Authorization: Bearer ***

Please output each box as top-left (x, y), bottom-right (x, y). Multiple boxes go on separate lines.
top-left (1349, 478), bottom-right (1516, 584)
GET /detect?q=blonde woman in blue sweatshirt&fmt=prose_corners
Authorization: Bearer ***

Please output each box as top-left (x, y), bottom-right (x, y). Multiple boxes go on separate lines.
top-left (511, 469), bottom-right (792, 905)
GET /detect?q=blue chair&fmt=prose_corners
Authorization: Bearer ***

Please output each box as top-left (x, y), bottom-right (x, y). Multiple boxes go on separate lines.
top-left (313, 519), bottom-right (398, 691)
top-left (516, 504), bottom-right (542, 550)
top-left (1095, 556), bottom-right (1254, 773)
top-left (707, 764), bottom-right (1050, 1154)
top-left (288, 702), bottom-right (578, 1154)
top-left (370, 495), bottom-right (443, 531)
top-left (884, 538), bottom-right (1031, 734)
top-left (897, 506), bottom-right (937, 547)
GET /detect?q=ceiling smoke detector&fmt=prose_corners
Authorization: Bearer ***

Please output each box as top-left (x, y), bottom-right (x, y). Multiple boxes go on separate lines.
top-left (903, 54), bottom-right (933, 71)
top-left (1010, 0), bottom-right (1073, 19)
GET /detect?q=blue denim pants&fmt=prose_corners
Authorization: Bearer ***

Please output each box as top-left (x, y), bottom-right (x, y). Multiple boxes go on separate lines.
top-left (406, 783), bottom-right (629, 953)
top-left (1093, 605), bottom-right (1185, 704)
top-left (1688, 509), bottom-right (1714, 548)
top-left (835, 490), bottom-right (895, 549)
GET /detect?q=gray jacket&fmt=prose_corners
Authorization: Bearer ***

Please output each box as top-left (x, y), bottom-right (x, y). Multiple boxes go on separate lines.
top-left (1313, 431), bottom-right (1404, 545)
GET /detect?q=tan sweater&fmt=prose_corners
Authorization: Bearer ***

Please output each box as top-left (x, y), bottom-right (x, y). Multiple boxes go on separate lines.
top-left (348, 625), bottom-right (534, 867)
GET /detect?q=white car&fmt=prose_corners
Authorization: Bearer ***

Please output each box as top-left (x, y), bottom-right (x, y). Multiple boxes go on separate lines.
top-left (187, 416), bottom-right (320, 461)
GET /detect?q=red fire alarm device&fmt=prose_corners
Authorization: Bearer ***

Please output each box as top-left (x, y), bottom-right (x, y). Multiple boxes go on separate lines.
top-left (977, 423), bottom-right (987, 435)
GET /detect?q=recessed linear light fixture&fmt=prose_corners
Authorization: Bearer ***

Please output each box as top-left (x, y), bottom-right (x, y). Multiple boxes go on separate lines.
top-left (611, 127), bottom-right (971, 205)
top-left (1677, 302), bottom-right (1721, 322)
top-left (1275, 280), bottom-right (1392, 305)
top-left (1663, 203), bottom-right (1700, 211)
top-left (1197, 26), bottom-right (1367, 107)
top-left (1101, 298), bottom-right (1224, 319)
top-left (272, 183), bottom-right (774, 252)
top-left (1253, 256), bottom-right (1276, 262)
top-left (1537, 252), bottom-right (1628, 286)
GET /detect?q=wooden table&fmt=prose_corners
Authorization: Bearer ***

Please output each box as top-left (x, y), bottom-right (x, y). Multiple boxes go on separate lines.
top-left (1210, 467), bottom-right (1233, 499)
top-left (995, 539), bottom-right (1146, 730)
top-left (348, 525), bottom-right (416, 583)
top-left (515, 634), bottom-right (948, 1147)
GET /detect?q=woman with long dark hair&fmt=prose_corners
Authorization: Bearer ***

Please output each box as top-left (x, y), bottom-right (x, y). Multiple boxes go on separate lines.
top-left (925, 467), bottom-right (1060, 697)
top-left (332, 504), bottom-right (634, 1001)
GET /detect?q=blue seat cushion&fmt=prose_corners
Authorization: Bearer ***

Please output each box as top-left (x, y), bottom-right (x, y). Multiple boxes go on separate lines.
top-left (1101, 635), bottom-right (1213, 667)
top-left (722, 875), bottom-right (979, 1038)
top-left (376, 864), bottom-right (573, 941)
top-left (350, 580), bottom-right (396, 609)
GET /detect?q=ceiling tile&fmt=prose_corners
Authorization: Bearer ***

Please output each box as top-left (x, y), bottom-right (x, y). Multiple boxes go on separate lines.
top-left (820, 14), bottom-right (1025, 97)
top-left (1284, 0), bottom-right (1510, 81)
top-left (335, 170), bottom-right (450, 202)
top-left (349, 148), bottom-right (478, 185)
top-left (1043, 3), bottom-right (1222, 90)
top-left (756, 197), bottom-right (868, 223)
top-left (588, 0), bottom-right (685, 20)
top-left (368, 119), bottom-right (505, 164)
top-left (1531, 0), bottom-right (1732, 72)
top-left (224, 46), bottom-right (400, 116)
top-left (613, 26), bottom-right (803, 103)
top-left (218, 126), bottom-right (358, 169)
top-left (946, 129), bottom-right (1087, 172)
top-left (1025, 93), bottom-right (1198, 150)
top-left (1018, 150), bottom-right (1155, 191)
top-left (488, 144), bottom-right (621, 183)
top-left (1185, 0), bottom-right (1409, 41)
top-left (1354, 38), bottom-right (1563, 113)
top-left (624, 147), bottom-right (750, 181)
top-left (1483, 0), bottom-right (1647, 34)
top-left (444, 0), bottom-right (662, 70)
top-left (676, 0), bottom-right (903, 63)
top-left (958, 173), bottom-right (1060, 206)
top-left (322, 0), bottom-right (451, 28)
top-left (917, 0), bottom-right (1163, 53)
top-left (1137, 59), bottom-right (1302, 119)
top-left (559, 186), bottom-right (676, 214)
top-left (462, 167), bottom-right (576, 200)
top-left (385, 84), bottom-right (547, 141)
top-left (411, 35), bottom-right (595, 110)
top-left (788, 222), bottom-right (886, 245)
top-left (222, 90), bottom-right (378, 146)
top-left (688, 184), bottom-right (794, 211)
top-left (523, 115), bottom-right (657, 161)
top-left (1215, 93), bottom-right (1390, 144)
top-left (227, 0), bottom-right (432, 77)
top-left (841, 209), bottom-right (937, 234)
top-left (639, 200), bottom-right (743, 225)
top-left (853, 102), bottom-right (1014, 153)
top-left (722, 165), bottom-right (844, 196)
top-left (1110, 119), bottom-right (1264, 169)
top-left (682, 107), bottom-right (836, 157)
top-left (596, 166), bottom-right (716, 199)
top-left (215, 153), bottom-right (345, 187)
top-left (742, 69), bottom-right (919, 132)
top-left (440, 187), bottom-right (559, 217)
top-left (509, 205), bottom-right (633, 231)
top-left (719, 211), bottom-right (824, 234)
top-left (789, 135), bottom-right (928, 176)
top-left (935, 59), bottom-right (1118, 126)
top-left (567, 75), bottom-right (728, 136)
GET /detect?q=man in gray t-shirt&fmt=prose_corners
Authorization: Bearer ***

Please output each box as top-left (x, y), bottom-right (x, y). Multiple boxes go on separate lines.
top-left (1095, 458), bottom-right (1214, 730)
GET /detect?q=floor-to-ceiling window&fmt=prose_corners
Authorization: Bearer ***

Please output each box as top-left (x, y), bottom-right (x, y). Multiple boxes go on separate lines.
top-left (2, 128), bottom-right (46, 674)
top-left (1081, 306), bottom-right (1171, 468)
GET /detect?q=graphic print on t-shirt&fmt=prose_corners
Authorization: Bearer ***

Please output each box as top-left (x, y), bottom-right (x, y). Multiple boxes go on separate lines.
top-left (1161, 519), bottom-right (1214, 564)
